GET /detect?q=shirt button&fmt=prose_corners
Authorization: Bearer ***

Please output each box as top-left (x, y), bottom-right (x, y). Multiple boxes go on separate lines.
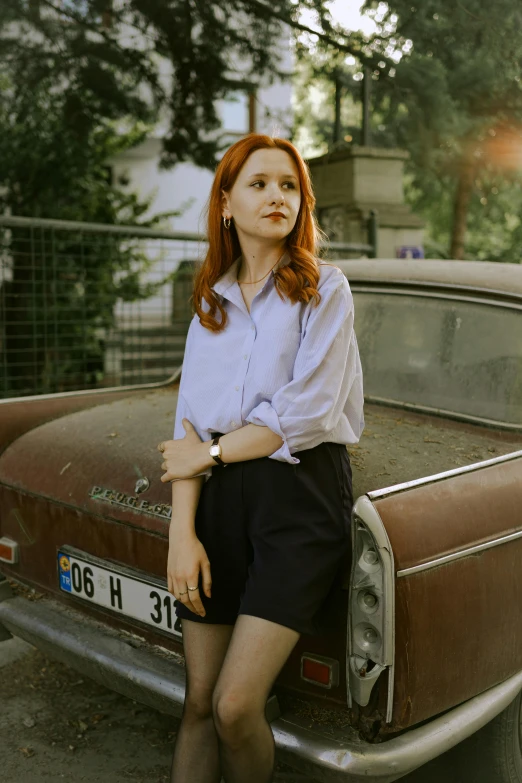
top-left (243, 354), bottom-right (247, 359)
top-left (235, 386), bottom-right (239, 391)
top-left (251, 325), bottom-right (255, 331)
top-left (231, 420), bottom-right (236, 426)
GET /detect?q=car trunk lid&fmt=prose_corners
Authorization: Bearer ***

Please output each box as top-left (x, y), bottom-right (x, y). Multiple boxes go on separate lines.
top-left (0, 387), bottom-right (180, 535)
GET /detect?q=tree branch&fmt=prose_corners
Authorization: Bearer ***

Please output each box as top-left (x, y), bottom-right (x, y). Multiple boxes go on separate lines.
top-left (237, 0), bottom-right (380, 67)
top-left (455, 2), bottom-right (484, 22)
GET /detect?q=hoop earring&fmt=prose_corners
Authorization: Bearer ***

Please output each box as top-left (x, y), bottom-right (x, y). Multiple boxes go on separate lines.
top-left (223, 216), bottom-right (231, 230)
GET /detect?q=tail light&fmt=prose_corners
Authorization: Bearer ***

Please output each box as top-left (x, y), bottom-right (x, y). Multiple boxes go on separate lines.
top-left (301, 654), bottom-right (339, 689)
top-left (348, 497), bottom-right (395, 722)
top-left (0, 538), bottom-right (19, 565)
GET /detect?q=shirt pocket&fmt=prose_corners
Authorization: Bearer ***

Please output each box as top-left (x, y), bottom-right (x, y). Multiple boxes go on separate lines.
top-left (251, 328), bottom-right (301, 396)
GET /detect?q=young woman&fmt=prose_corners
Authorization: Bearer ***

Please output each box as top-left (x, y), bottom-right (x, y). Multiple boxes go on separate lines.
top-left (157, 133), bottom-right (364, 783)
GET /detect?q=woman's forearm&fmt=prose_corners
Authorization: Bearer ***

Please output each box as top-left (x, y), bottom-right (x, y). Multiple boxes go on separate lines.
top-left (167, 424), bottom-right (278, 536)
top-left (169, 475), bottom-right (205, 540)
top-left (204, 423), bottom-right (283, 467)
top-left (164, 422), bottom-right (285, 482)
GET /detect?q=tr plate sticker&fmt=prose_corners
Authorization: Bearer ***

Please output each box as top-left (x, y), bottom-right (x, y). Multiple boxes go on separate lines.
top-left (58, 553), bottom-right (72, 592)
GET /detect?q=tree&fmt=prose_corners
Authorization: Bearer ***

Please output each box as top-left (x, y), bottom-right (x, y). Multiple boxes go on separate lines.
top-left (1, 0), bottom-right (413, 395)
top-left (0, 0), bottom-right (392, 168)
top-left (362, 0), bottom-right (522, 259)
top-left (0, 0), bottom-right (180, 394)
top-left (0, 76), bottom-right (181, 395)
top-left (0, 0), bottom-right (379, 394)
top-left (292, 1), bottom-right (522, 260)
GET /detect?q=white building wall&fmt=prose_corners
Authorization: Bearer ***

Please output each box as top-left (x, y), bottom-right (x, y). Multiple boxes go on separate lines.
top-left (109, 35), bottom-right (293, 325)
top-left (110, 53), bottom-right (293, 234)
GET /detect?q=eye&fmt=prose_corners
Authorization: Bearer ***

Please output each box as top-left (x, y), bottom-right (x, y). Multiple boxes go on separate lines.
top-left (251, 180), bottom-right (265, 188)
top-left (282, 181), bottom-right (297, 189)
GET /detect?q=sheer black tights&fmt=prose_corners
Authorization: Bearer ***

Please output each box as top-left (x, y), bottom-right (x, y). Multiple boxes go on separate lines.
top-left (170, 620), bottom-right (233, 783)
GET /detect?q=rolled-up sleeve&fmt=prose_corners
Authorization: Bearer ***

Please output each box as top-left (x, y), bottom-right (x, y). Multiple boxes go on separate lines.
top-left (172, 321), bottom-right (213, 482)
top-left (245, 275), bottom-right (364, 464)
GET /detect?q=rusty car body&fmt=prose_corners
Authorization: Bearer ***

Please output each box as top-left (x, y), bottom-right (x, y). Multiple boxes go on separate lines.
top-left (0, 258), bottom-right (521, 782)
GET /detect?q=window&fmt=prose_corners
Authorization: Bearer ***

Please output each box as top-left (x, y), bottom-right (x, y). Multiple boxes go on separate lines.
top-left (218, 88), bottom-right (256, 136)
top-left (353, 291), bottom-right (522, 427)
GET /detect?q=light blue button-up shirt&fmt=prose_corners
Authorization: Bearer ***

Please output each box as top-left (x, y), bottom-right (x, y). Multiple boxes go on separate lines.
top-left (172, 253), bottom-right (365, 481)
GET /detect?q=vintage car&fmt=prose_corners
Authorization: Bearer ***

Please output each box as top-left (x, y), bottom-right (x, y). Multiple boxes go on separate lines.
top-left (0, 258), bottom-right (521, 783)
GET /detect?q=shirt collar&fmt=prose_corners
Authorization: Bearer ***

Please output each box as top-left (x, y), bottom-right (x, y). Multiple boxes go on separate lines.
top-left (211, 251), bottom-right (292, 297)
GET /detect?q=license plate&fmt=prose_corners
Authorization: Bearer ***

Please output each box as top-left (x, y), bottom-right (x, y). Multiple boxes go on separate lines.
top-left (57, 549), bottom-right (181, 637)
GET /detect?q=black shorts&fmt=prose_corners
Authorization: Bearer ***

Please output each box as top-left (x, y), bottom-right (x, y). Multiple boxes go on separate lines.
top-left (174, 436), bottom-right (354, 636)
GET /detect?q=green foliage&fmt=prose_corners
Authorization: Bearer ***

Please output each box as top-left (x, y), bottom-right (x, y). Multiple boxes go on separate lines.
top-left (0, 78), bottom-right (166, 394)
top-left (0, 0), bottom-right (349, 394)
top-left (294, 0), bottom-right (522, 260)
top-left (363, 0), bottom-right (522, 260)
top-left (0, 3), bottom-right (178, 395)
top-left (0, 0), bottom-right (301, 169)
top-left (292, 57), bottom-right (364, 157)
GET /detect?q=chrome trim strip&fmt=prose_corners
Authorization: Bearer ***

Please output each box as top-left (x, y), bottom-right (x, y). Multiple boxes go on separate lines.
top-left (368, 449), bottom-right (522, 500)
top-left (397, 528), bottom-right (522, 578)
top-left (364, 394), bottom-right (522, 433)
top-left (0, 366), bottom-right (182, 405)
top-left (1, 592), bottom-right (521, 782)
top-left (351, 496), bottom-right (396, 723)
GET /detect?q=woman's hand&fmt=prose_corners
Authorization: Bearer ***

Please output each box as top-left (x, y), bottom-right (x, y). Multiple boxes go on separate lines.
top-left (167, 532), bottom-right (212, 617)
top-left (158, 419), bottom-right (212, 482)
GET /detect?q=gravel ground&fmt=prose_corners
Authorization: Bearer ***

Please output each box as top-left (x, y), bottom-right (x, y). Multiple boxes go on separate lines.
top-left (0, 637), bottom-right (321, 783)
top-left (0, 636), bottom-right (467, 783)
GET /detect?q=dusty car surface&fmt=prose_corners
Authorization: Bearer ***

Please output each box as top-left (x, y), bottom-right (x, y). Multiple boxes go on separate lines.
top-left (0, 258), bottom-right (521, 782)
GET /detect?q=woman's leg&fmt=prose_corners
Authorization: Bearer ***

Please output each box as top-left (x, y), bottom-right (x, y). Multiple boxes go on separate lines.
top-left (212, 614), bottom-right (300, 783)
top-left (170, 618), bottom-right (235, 783)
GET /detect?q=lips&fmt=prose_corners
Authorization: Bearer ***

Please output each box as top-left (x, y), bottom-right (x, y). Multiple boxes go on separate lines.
top-left (265, 212), bottom-right (286, 218)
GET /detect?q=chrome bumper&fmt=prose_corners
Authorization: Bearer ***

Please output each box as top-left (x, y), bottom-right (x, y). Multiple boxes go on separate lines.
top-left (0, 583), bottom-right (521, 783)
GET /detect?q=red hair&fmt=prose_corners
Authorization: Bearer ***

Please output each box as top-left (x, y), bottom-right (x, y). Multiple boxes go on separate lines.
top-left (193, 134), bottom-right (324, 332)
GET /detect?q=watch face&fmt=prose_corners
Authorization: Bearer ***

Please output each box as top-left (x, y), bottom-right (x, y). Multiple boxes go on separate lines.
top-left (209, 444), bottom-right (220, 457)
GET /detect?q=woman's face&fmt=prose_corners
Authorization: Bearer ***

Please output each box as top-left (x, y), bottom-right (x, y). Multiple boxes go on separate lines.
top-left (222, 148), bottom-right (301, 245)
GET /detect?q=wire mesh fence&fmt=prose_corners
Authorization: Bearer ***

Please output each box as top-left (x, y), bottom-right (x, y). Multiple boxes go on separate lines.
top-left (0, 215), bottom-right (376, 399)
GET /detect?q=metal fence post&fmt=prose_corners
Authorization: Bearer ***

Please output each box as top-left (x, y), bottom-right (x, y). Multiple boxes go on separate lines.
top-left (368, 209), bottom-right (378, 258)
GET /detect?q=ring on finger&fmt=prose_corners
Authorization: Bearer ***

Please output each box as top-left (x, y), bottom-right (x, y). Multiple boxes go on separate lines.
top-left (187, 586), bottom-right (198, 591)
top-left (178, 589), bottom-right (188, 595)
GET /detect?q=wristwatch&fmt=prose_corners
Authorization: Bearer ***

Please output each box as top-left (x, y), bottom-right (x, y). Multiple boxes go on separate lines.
top-left (209, 436), bottom-right (227, 467)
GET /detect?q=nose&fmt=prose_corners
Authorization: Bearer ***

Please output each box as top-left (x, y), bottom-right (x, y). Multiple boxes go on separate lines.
top-left (267, 184), bottom-right (285, 206)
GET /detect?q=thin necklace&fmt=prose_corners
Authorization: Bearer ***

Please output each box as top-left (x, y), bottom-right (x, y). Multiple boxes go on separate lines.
top-left (237, 252), bottom-right (285, 285)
